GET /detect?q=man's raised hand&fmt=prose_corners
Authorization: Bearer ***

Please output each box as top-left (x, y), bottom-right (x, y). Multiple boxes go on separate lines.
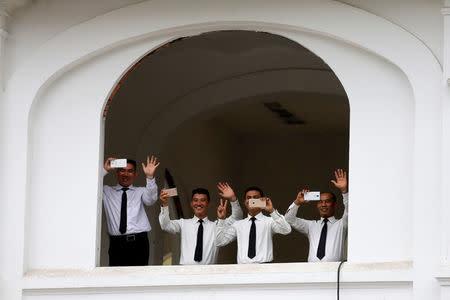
top-left (217, 198), bottom-right (228, 219)
top-left (331, 169), bottom-right (348, 193)
top-left (294, 189), bottom-right (310, 206)
top-left (262, 197), bottom-right (275, 213)
top-left (160, 189), bottom-right (170, 207)
top-left (217, 182), bottom-right (237, 202)
top-left (142, 155), bottom-right (160, 179)
top-left (104, 157), bottom-right (117, 172)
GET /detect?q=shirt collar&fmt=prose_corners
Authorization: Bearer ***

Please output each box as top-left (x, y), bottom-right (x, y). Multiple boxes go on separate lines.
top-left (114, 184), bottom-right (135, 191)
top-left (247, 212), bottom-right (263, 221)
top-left (193, 215), bottom-right (209, 223)
top-left (320, 216), bottom-right (337, 224)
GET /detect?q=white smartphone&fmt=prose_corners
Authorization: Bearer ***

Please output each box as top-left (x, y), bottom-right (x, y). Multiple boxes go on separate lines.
top-left (304, 191), bottom-right (321, 201)
top-left (110, 159), bottom-right (127, 168)
top-left (249, 198), bottom-right (266, 208)
top-left (165, 187), bottom-right (178, 197)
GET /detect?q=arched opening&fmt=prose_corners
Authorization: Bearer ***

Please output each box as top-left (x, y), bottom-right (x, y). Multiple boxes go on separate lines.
top-left (101, 30), bottom-right (349, 266)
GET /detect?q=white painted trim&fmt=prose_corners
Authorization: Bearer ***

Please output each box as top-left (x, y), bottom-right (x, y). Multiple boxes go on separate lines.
top-left (435, 266), bottom-right (450, 286)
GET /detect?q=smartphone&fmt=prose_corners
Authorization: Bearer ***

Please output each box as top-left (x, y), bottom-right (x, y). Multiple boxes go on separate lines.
top-left (110, 159), bottom-right (127, 168)
top-left (304, 191), bottom-right (320, 201)
top-left (165, 187), bottom-right (178, 197)
top-left (249, 198), bottom-right (266, 208)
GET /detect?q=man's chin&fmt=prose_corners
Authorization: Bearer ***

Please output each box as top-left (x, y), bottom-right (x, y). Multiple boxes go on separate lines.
top-left (248, 208), bottom-right (261, 214)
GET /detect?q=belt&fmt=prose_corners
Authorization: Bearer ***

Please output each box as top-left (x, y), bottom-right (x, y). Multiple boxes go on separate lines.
top-left (110, 232), bottom-right (147, 242)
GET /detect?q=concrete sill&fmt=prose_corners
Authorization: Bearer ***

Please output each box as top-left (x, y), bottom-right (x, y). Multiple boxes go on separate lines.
top-left (435, 265), bottom-right (450, 286)
top-left (23, 261), bottom-right (412, 291)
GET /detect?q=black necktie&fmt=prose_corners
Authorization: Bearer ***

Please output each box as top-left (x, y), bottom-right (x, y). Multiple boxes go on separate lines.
top-left (194, 219), bottom-right (204, 262)
top-left (248, 217), bottom-right (256, 259)
top-left (119, 187), bottom-right (129, 234)
top-left (317, 218), bottom-right (328, 260)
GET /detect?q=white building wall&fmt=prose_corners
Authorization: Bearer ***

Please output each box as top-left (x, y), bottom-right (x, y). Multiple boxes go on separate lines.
top-left (0, 0), bottom-right (448, 299)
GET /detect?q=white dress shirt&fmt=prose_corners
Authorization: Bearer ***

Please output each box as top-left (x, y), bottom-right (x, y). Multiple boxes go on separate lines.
top-left (215, 210), bottom-right (291, 264)
top-left (103, 170), bottom-right (158, 236)
top-left (159, 201), bottom-right (243, 265)
top-left (285, 193), bottom-right (348, 262)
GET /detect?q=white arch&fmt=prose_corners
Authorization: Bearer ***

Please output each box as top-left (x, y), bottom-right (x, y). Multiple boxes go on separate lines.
top-left (5, 0), bottom-right (441, 116)
top-left (0, 1), bottom-right (443, 300)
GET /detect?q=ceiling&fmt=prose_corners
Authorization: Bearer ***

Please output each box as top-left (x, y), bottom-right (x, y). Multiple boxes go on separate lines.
top-left (106, 30), bottom-right (349, 154)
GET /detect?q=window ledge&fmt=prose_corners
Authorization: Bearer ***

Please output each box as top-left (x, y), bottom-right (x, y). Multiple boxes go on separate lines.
top-left (23, 261), bottom-right (412, 291)
top-left (435, 265), bottom-right (450, 286)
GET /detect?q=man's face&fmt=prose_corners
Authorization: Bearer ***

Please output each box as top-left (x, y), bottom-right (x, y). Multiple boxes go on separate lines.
top-left (317, 193), bottom-right (337, 218)
top-left (190, 193), bottom-right (210, 218)
top-left (244, 190), bottom-right (263, 215)
top-left (116, 163), bottom-right (138, 187)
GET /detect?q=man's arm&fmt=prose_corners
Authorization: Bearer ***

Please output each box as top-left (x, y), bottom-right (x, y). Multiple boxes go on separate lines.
top-left (331, 169), bottom-right (348, 229)
top-left (158, 189), bottom-right (182, 234)
top-left (226, 200), bottom-right (243, 225)
top-left (341, 192), bottom-right (349, 229)
top-left (103, 157), bottom-right (117, 177)
top-left (141, 155), bottom-right (160, 206)
top-left (263, 198), bottom-right (291, 235)
top-left (215, 199), bottom-right (237, 246)
top-left (285, 189), bottom-right (311, 235)
top-left (285, 205), bottom-right (311, 235)
top-left (217, 182), bottom-right (243, 225)
top-left (215, 219), bottom-right (237, 247)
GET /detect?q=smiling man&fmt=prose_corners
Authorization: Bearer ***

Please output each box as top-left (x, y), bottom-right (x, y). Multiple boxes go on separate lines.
top-left (159, 183), bottom-right (243, 265)
top-left (285, 169), bottom-right (348, 262)
top-left (215, 186), bottom-right (291, 264)
top-left (103, 156), bottom-right (160, 266)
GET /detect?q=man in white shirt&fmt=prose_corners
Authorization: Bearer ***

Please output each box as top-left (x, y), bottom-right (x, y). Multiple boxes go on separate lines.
top-left (215, 186), bottom-right (291, 264)
top-left (159, 182), bottom-right (243, 265)
top-left (285, 169), bottom-right (348, 262)
top-left (103, 155), bottom-right (160, 266)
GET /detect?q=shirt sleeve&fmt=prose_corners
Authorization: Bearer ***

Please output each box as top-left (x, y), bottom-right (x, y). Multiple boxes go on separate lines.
top-left (342, 192), bottom-right (349, 229)
top-left (141, 177), bottom-right (158, 206)
top-left (269, 210), bottom-right (291, 235)
top-left (215, 219), bottom-right (237, 247)
top-left (223, 200), bottom-right (243, 226)
top-left (284, 202), bottom-right (311, 235)
top-left (159, 206), bottom-right (182, 234)
top-left (102, 171), bottom-right (111, 201)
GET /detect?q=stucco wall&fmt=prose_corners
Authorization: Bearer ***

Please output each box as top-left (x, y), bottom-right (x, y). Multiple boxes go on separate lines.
top-left (0, 1), bottom-right (447, 299)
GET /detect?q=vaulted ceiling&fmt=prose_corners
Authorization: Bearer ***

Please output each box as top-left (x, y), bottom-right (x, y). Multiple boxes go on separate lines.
top-left (105, 30), bottom-right (349, 155)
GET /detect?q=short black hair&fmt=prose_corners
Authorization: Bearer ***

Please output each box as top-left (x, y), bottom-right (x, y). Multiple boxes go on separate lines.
top-left (244, 186), bottom-right (264, 198)
top-left (191, 188), bottom-right (210, 202)
top-left (126, 159), bottom-right (137, 170)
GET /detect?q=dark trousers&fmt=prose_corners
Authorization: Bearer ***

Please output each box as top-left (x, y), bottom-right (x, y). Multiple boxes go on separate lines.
top-left (108, 232), bottom-right (149, 266)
